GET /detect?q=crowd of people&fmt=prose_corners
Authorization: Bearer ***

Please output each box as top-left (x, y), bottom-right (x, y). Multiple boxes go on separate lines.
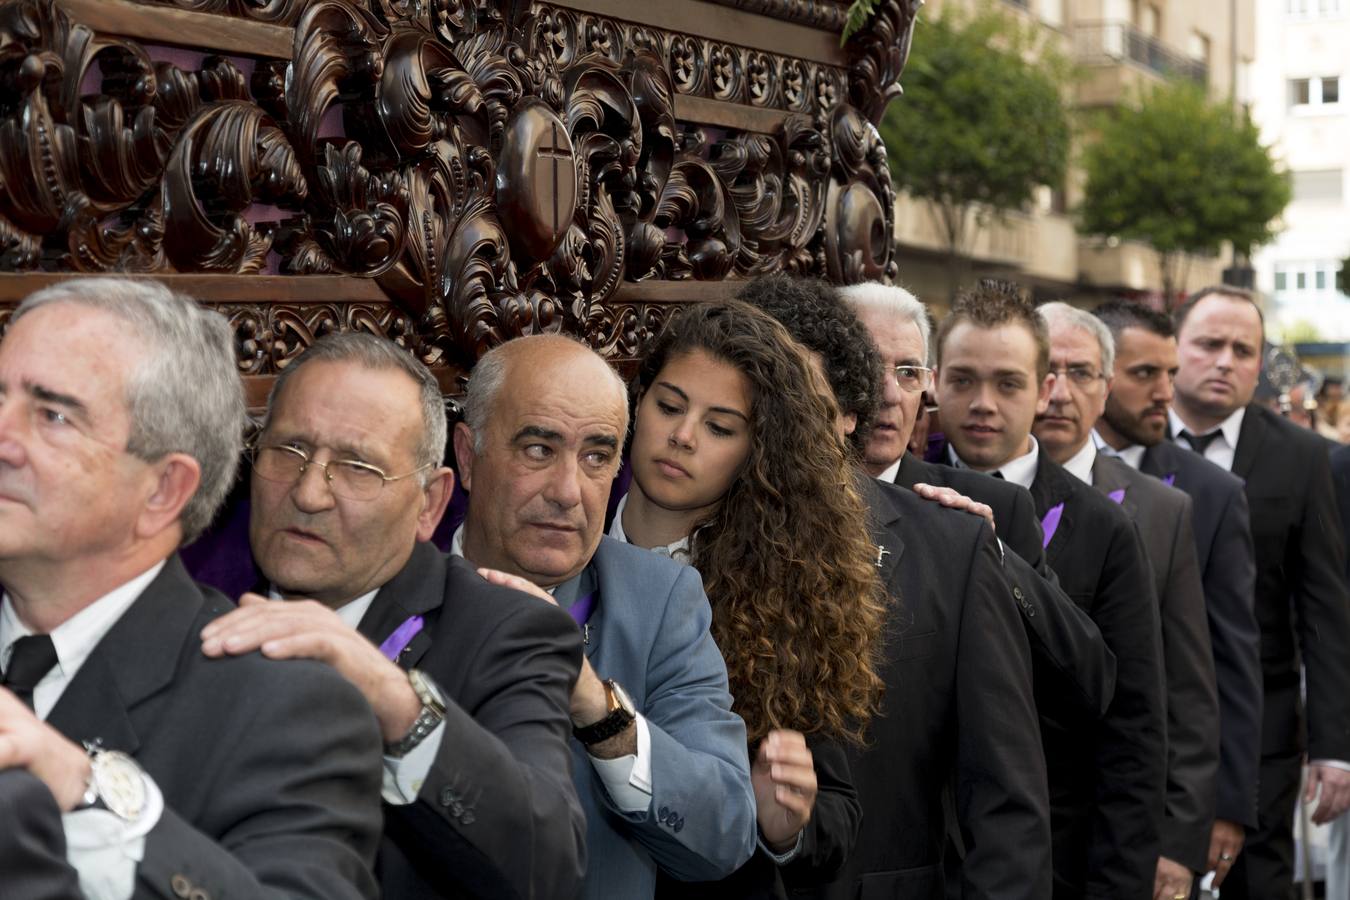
top-left (1, 273), bottom-right (1348, 900)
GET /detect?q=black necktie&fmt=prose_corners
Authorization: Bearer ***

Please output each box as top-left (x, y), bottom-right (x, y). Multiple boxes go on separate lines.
top-left (991, 471), bottom-right (1005, 480)
top-left (1, 634), bottom-right (58, 710)
top-left (1179, 429), bottom-right (1222, 458)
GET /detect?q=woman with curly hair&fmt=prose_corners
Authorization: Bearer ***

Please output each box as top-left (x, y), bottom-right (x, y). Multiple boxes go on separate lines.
top-left (613, 298), bottom-right (888, 899)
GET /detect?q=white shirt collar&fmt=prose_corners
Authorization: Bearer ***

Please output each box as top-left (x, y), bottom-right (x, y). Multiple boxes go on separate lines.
top-left (609, 494), bottom-right (692, 564)
top-left (1060, 439), bottom-right (1097, 486)
top-left (1169, 406), bottom-right (1245, 448)
top-left (1093, 430), bottom-right (1146, 470)
top-left (450, 523), bottom-right (466, 560)
top-left (950, 436), bottom-right (1041, 491)
top-left (875, 457), bottom-right (903, 484)
top-left (0, 560), bottom-right (167, 718)
top-left (268, 585), bottom-right (379, 631)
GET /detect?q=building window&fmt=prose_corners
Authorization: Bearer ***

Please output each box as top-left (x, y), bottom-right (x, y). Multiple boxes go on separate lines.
top-left (1275, 261), bottom-right (1349, 297)
top-left (1290, 76), bottom-right (1343, 108)
top-left (1288, 0), bottom-right (1346, 17)
top-left (1276, 270), bottom-right (1288, 290)
top-left (1292, 169), bottom-right (1344, 202)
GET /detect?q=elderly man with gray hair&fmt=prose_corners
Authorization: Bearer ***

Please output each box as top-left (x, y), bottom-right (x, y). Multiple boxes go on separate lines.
top-left (1032, 301), bottom-right (1220, 900)
top-left (0, 277), bottom-right (384, 899)
top-left (202, 330), bottom-right (587, 899)
top-left (447, 333), bottom-right (755, 900)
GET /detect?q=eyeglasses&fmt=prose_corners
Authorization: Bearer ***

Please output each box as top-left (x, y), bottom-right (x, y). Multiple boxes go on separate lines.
top-left (1048, 365), bottom-right (1106, 387)
top-left (250, 444), bottom-right (432, 501)
top-left (891, 365), bottom-right (934, 393)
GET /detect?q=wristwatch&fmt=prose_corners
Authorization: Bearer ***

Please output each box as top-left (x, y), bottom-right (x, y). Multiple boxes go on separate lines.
top-left (76, 744), bottom-right (148, 821)
top-left (386, 669), bottom-right (447, 758)
top-left (572, 679), bottom-right (636, 745)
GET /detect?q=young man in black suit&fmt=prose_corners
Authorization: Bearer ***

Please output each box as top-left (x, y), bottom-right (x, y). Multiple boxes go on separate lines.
top-left (1092, 299), bottom-right (1263, 889)
top-left (201, 333), bottom-right (588, 899)
top-left (1169, 286), bottom-right (1350, 900)
top-left (1034, 302), bottom-right (1219, 900)
top-left (0, 279), bottom-right (384, 899)
top-left (933, 279), bottom-right (1165, 899)
top-left (744, 275), bottom-right (1053, 900)
top-left (838, 281), bottom-right (1116, 721)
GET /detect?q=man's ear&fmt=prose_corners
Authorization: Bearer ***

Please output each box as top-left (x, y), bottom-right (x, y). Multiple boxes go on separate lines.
top-left (1035, 373), bottom-right (1054, 416)
top-left (840, 411), bottom-right (858, 438)
top-left (452, 422), bottom-right (477, 493)
top-left (136, 453), bottom-right (201, 541)
top-left (415, 468), bottom-right (455, 542)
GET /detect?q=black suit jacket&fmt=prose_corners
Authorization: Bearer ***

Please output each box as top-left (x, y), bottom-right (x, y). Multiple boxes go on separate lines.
top-left (1092, 454), bottom-right (1219, 872)
top-left (1026, 456), bottom-right (1166, 900)
top-left (351, 541), bottom-right (586, 900)
top-left (893, 452), bottom-right (1116, 719)
top-left (35, 556), bottom-right (386, 899)
top-left (1139, 440), bottom-right (1262, 828)
top-left (1332, 444), bottom-right (1350, 579)
top-left (1222, 404), bottom-right (1350, 762)
top-left (802, 476), bottom-right (1052, 900)
top-left (0, 770), bottom-right (81, 900)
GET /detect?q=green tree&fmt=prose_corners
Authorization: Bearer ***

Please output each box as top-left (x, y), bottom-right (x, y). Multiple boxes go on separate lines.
top-left (878, 7), bottom-right (1071, 300)
top-left (1080, 81), bottom-right (1291, 305)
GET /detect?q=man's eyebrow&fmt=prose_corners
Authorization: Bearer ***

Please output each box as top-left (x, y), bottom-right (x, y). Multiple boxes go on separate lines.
top-left (513, 424), bottom-right (564, 443)
top-left (27, 381), bottom-right (91, 420)
top-left (582, 433), bottom-right (620, 449)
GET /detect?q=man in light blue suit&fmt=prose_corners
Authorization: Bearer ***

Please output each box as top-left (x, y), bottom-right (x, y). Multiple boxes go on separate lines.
top-left (449, 333), bottom-right (756, 899)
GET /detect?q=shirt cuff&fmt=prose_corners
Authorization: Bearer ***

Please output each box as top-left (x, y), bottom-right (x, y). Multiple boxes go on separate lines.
top-left (64, 768), bottom-right (163, 900)
top-left (1311, 759), bottom-right (1350, 773)
top-left (382, 720), bottom-right (448, 805)
top-left (758, 829), bottom-right (804, 865)
top-left (587, 714), bottom-right (652, 813)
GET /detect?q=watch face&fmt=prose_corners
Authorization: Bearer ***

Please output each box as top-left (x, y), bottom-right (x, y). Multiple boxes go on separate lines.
top-left (93, 751), bottom-right (147, 821)
top-left (609, 680), bottom-right (636, 717)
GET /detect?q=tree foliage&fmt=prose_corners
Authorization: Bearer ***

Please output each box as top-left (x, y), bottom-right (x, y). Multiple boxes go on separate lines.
top-left (878, 8), bottom-right (1071, 297)
top-left (1080, 81), bottom-right (1291, 300)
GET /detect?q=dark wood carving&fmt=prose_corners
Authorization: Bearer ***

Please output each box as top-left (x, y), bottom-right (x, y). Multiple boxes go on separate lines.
top-left (0, 0), bottom-right (916, 380)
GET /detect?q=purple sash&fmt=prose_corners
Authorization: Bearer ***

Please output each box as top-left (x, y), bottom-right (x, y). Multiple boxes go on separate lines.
top-left (1041, 503), bottom-right (1065, 548)
top-left (379, 615), bottom-right (425, 662)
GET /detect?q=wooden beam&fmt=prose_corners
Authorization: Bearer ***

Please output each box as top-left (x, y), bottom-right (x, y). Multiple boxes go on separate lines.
top-left (612, 278), bottom-right (746, 303)
top-left (673, 95), bottom-right (789, 133)
top-left (0, 273), bottom-right (389, 304)
top-left (556, 0), bottom-right (845, 65)
top-left (56, 0), bottom-right (293, 59)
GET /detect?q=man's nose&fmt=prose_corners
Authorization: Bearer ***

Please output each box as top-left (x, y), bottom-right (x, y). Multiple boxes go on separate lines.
top-left (1048, 372), bottom-right (1072, 402)
top-left (290, 461), bottom-right (338, 513)
top-left (0, 398), bottom-right (29, 467)
top-left (544, 458), bottom-right (583, 509)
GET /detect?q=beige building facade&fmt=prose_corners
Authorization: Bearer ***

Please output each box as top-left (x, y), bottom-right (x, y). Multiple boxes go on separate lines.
top-left (891, 0), bottom-right (1255, 315)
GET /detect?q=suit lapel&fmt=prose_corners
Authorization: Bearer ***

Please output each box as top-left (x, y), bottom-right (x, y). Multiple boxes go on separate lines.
top-left (46, 556), bottom-right (205, 754)
top-left (1230, 404), bottom-right (1266, 483)
top-left (1091, 456), bottom-right (1138, 521)
top-left (1029, 457), bottom-right (1075, 565)
top-left (855, 472), bottom-right (906, 587)
top-left (357, 542), bottom-right (445, 671)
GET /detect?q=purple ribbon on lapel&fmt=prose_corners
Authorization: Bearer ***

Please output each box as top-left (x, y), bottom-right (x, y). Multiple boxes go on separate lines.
top-left (379, 615), bottom-right (425, 662)
top-left (1041, 503), bottom-right (1065, 549)
top-left (1163, 473), bottom-right (1176, 487)
top-left (569, 591), bottom-right (597, 627)
top-left (1107, 488), bottom-right (1126, 505)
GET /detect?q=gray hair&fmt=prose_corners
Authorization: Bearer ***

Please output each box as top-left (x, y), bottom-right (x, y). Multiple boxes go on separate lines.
top-left (1039, 302), bottom-right (1116, 374)
top-left (463, 335), bottom-right (628, 452)
top-left (839, 282), bottom-right (933, 364)
top-left (15, 278), bottom-right (244, 543)
top-left (265, 332), bottom-right (447, 480)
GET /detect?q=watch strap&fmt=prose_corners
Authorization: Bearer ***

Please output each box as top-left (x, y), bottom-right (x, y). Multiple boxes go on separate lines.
top-left (385, 669), bottom-right (446, 758)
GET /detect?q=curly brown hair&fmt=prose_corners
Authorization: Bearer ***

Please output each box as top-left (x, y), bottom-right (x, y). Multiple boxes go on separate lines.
top-left (635, 301), bottom-right (887, 745)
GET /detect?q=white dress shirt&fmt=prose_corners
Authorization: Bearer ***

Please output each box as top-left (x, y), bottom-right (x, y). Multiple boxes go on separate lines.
top-left (267, 586), bottom-right (446, 806)
top-left (1169, 407), bottom-right (1245, 472)
top-left (950, 436), bottom-right (1041, 491)
top-left (0, 562), bottom-right (168, 900)
top-left (1060, 439), bottom-right (1098, 486)
top-left (1092, 430), bottom-right (1146, 470)
top-left (875, 456), bottom-right (903, 484)
top-left (449, 524), bottom-right (653, 812)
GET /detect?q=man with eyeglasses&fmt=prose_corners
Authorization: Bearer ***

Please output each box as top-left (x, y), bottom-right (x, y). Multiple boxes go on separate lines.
top-left (201, 332), bottom-right (588, 899)
top-left (1033, 302), bottom-right (1219, 900)
top-left (838, 282), bottom-right (1116, 723)
top-left (932, 279), bottom-right (1165, 900)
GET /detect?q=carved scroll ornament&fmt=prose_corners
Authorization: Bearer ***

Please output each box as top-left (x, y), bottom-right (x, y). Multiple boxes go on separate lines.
top-left (0, 0), bottom-right (914, 369)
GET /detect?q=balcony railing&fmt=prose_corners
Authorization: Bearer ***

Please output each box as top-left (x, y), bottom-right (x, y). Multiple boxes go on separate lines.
top-left (1074, 21), bottom-right (1208, 86)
